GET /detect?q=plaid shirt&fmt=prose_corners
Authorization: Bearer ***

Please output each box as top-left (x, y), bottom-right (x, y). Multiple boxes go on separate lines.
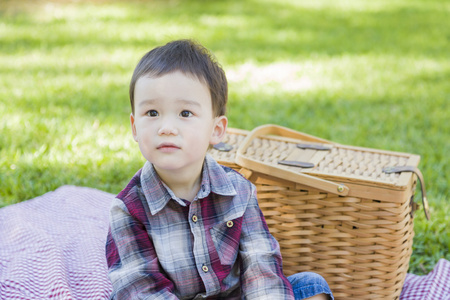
top-left (106, 154), bottom-right (293, 299)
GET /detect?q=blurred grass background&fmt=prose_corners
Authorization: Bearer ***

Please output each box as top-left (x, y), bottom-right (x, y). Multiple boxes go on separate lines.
top-left (0, 0), bottom-right (448, 275)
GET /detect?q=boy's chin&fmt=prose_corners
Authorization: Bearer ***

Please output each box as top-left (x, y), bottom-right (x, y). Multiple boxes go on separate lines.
top-left (152, 160), bottom-right (204, 173)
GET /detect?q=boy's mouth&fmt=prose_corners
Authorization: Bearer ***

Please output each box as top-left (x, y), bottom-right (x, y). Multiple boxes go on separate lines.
top-left (157, 143), bottom-right (180, 152)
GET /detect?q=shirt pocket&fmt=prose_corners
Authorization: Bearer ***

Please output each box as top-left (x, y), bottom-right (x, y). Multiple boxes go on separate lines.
top-left (209, 217), bottom-right (243, 266)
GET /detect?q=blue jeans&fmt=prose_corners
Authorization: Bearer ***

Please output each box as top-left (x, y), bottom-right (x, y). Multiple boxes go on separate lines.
top-left (288, 272), bottom-right (334, 300)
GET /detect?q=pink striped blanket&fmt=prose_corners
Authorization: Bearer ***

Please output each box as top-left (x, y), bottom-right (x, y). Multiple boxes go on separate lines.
top-left (0, 186), bottom-right (448, 299)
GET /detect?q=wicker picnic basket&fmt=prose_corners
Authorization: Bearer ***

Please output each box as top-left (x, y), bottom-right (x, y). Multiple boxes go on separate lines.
top-left (210, 124), bottom-right (429, 300)
top-left (208, 127), bottom-right (249, 171)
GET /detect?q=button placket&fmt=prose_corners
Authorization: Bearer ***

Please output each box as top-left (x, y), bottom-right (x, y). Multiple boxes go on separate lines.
top-left (189, 200), bottom-right (220, 295)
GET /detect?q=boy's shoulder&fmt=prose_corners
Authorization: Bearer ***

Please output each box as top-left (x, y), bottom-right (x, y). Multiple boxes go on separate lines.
top-left (113, 168), bottom-right (154, 223)
top-left (219, 166), bottom-right (255, 202)
top-left (116, 168), bottom-right (144, 205)
top-left (206, 154), bottom-right (253, 190)
top-left (207, 160), bottom-right (255, 205)
top-left (219, 165), bottom-right (250, 184)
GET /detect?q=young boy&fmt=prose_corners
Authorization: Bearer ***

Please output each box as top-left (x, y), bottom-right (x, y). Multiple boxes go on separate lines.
top-left (105, 39), bottom-right (333, 300)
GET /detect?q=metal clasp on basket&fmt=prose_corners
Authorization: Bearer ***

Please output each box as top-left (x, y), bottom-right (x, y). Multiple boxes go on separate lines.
top-left (278, 161), bottom-right (315, 168)
top-left (213, 142), bottom-right (233, 152)
top-left (382, 166), bottom-right (430, 220)
top-left (297, 143), bottom-right (332, 151)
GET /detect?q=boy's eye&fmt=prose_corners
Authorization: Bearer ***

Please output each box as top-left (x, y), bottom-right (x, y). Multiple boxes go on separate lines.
top-left (180, 110), bottom-right (193, 118)
top-left (146, 110), bottom-right (158, 117)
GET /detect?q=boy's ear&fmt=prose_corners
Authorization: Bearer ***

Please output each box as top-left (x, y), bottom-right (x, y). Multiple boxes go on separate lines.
top-left (130, 113), bottom-right (138, 142)
top-left (210, 116), bottom-right (228, 145)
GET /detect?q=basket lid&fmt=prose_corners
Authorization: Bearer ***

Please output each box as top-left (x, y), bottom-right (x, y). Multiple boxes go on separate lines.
top-left (235, 125), bottom-right (420, 190)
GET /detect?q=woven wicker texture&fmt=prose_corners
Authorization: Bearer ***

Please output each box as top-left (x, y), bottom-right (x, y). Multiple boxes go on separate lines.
top-left (251, 172), bottom-right (414, 299)
top-left (246, 137), bottom-right (413, 185)
top-left (208, 128), bottom-right (248, 170)
top-left (210, 125), bottom-right (422, 299)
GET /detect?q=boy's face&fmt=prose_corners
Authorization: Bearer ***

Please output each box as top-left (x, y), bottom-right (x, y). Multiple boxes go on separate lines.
top-left (131, 71), bottom-right (227, 175)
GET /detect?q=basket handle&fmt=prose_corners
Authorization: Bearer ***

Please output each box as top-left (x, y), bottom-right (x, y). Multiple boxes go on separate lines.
top-left (236, 124), bottom-right (350, 196)
top-left (243, 124), bottom-right (334, 144)
top-left (383, 166), bottom-right (430, 220)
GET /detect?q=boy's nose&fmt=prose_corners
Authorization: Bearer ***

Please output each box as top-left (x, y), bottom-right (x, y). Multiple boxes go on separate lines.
top-left (158, 124), bottom-right (178, 136)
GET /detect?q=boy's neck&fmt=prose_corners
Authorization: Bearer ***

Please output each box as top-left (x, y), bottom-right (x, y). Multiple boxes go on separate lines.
top-left (155, 163), bottom-right (204, 202)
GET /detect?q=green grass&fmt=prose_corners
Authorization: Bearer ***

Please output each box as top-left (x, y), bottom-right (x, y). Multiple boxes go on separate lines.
top-left (0, 0), bottom-right (448, 275)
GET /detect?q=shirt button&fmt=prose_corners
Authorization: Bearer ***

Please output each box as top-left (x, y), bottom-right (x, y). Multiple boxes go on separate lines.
top-left (192, 215), bottom-right (198, 223)
top-left (227, 220), bottom-right (234, 228)
top-left (202, 265), bottom-right (209, 273)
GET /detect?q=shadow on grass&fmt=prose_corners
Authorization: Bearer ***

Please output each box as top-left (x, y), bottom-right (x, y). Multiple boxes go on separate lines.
top-left (2, 0), bottom-right (448, 122)
top-left (1, 0), bottom-right (448, 60)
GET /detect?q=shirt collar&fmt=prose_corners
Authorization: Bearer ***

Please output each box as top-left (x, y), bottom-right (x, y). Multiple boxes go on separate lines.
top-left (141, 154), bottom-right (237, 215)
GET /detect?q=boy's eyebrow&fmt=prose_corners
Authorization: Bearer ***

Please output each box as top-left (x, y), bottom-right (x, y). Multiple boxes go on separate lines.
top-left (175, 99), bottom-right (201, 108)
top-left (138, 99), bottom-right (202, 108)
top-left (138, 99), bottom-right (157, 107)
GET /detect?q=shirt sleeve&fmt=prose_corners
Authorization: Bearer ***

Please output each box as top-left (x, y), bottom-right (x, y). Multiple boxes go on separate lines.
top-left (238, 184), bottom-right (294, 300)
top-left (106, 197), bottom-right (179, 300)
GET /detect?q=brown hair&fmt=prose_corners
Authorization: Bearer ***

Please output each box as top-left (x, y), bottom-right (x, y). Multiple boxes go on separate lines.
top-left (129, 39), bottom-right (228, 117)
